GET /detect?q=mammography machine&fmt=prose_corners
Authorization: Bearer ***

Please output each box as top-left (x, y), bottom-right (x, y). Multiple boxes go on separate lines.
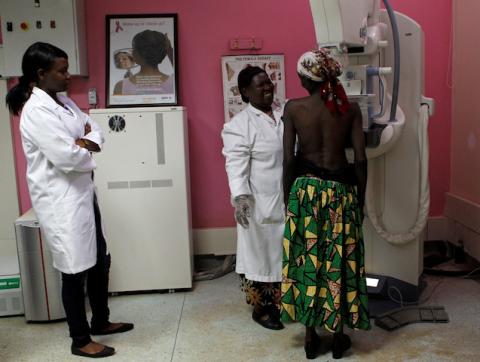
top-left (309, 0), bottom-right (434, 302)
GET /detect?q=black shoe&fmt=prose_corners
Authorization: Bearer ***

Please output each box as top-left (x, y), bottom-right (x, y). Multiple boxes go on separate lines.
top-left (332, 333), bottom-right (351, 359)
top-left (71, 345), bottom-right (115, 358)
top-left (252, 310), bottom-right (284, 330)
top-left (305, 333), bottom-right (321, 359)
top-left (265, 304), bottom-right (281, 319)
top-left (91, 322), bottom-right (134, 336)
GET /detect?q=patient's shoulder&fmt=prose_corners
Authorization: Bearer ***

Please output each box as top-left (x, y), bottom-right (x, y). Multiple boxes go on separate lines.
top-left (285, 97), bottom-right (310, 112)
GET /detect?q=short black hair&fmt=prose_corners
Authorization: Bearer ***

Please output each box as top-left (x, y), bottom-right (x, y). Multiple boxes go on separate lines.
top-left (237, 66), bottom-right (266, 103)
top-left (132, 30), bottom-right (168, 67)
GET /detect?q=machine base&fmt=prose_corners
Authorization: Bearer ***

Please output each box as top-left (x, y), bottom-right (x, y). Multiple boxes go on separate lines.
top-left (366, 273), bottom-right (425, 318)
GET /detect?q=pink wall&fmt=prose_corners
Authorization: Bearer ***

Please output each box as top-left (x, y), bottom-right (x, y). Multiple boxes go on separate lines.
top-left (11, 0), bottom-right (452, 229)
top-left (451, 0), bottom-right (480, 204)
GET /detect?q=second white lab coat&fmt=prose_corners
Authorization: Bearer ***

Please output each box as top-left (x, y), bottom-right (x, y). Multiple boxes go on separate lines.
top-left (222, 103), bottom-right (284, 282)
top-left (20, 87), bottom-right (105, 274)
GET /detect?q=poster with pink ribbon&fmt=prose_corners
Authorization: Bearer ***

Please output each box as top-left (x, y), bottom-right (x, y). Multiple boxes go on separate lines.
top-left (106, 14), bottom-right (178, 107)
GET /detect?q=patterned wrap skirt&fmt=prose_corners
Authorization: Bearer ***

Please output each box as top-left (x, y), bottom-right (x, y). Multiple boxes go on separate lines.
top-left (281, 176), bottom-right (371, 332)
top-left (240, 275), bottom-right (281, 311)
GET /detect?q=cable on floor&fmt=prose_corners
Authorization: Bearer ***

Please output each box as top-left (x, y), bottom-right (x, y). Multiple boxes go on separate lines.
top-left (193, 255), bottom-right (236, 281)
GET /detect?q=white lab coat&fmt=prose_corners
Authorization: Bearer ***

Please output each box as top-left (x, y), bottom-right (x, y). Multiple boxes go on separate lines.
top-left (20, 87), bottom-right (105, 274)
top-left (222, 103), bottom-right (284, 282)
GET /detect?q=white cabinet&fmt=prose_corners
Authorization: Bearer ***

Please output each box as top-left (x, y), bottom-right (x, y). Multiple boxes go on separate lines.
top-left (0, 79), bottom-right (22, 316)
top-left (89, 107), bottom-right (193, 292)
top-left (0, 0), bottom-right (87, 76)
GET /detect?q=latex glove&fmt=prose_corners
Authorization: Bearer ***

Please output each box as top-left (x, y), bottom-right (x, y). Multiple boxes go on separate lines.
top-left (233, 195), bottom-right (251, 229)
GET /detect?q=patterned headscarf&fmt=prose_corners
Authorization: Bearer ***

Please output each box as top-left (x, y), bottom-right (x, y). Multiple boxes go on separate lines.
top-left (297, 49), bottom-right (350, 115)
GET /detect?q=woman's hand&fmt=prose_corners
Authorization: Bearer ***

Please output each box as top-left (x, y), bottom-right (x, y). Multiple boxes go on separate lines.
top-left (233, 195), bottom-right (251, 229)
top-left (75, 139), bottom-right (87, 149)
top-left (76, 138), bottom-right (100, 152)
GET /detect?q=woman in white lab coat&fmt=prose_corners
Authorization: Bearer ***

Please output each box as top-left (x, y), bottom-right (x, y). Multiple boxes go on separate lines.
top-left (6, 42), bottom-right (133, 358)
top-left (222, 66), bottom-right (284, 330)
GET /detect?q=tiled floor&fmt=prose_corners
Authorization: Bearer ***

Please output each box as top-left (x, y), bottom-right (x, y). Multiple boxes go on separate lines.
top-left (1, 272), bottom-right (479, 361)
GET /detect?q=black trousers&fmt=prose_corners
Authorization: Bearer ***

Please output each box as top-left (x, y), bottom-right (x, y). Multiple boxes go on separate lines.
top-left (61, 194), bottom-right (111, 348)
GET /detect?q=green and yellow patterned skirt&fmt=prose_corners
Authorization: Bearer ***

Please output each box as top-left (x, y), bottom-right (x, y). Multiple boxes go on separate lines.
top-left (281, 176), bottom-right (371, 332)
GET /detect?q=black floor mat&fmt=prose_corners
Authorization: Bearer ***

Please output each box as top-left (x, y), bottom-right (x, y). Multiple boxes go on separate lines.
top-left (375, 306), bottom-right (449, 331)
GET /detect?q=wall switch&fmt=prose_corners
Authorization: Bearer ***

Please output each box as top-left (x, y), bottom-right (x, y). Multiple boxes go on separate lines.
top-left (88, 88), bottom-right (97, 105)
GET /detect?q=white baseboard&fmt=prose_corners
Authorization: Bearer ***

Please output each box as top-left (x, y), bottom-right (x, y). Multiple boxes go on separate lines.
top-left (445, 192), bottom-right (480, 234)
top-left (193, 227), bottom-right (236, 255)
top-left (444, 192), bottom-right (480, 261)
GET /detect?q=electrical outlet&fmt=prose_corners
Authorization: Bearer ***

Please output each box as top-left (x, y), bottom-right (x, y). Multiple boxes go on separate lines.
top-left (88, 88), bottom-right (97, 105)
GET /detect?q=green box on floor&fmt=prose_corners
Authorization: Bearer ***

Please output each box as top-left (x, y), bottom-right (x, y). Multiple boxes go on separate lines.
top-left (0, 274), bottom-right (24, 316)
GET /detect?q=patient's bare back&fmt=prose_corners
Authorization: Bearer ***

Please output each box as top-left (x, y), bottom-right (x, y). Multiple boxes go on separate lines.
top-left (285, 95), bottom-right (361, 171)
